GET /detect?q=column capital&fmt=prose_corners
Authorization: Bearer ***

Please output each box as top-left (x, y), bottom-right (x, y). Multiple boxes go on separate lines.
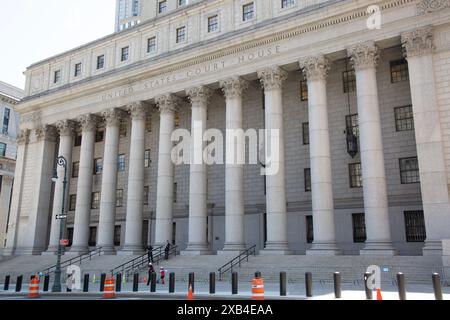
top-left (77, 114), bottom-right (100, 132)
top-left (186, 86), bottom-right (212, 105)
top-left (299, 55), bottom-right (330, 81)
top-left (1, 175), bottom-right (14, 183)
top-left (127, 101), bottom-right (147, 120)
top-left (257, 66), bottom-right (288, 91)
top-left (55, 119), bottom-right (76, 137)
top-left (401, 26), bottom-right (434, 58)
top-left (417, 0), bottom-right (450, 15)
top-left (16, 129), bottom-right (30, 145)
top-left (347, 41), bottom-right (379, 71)
top-left (155, 94), bottom-right (180, 115)
top-left (220, 77), bottom-right (249, 99)
top-left (35, 125), bottom-right (58, 142)
top-left (102, 108), bottom-right (127, 127)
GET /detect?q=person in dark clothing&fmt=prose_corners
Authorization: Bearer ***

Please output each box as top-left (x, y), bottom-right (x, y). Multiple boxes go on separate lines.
top-left (146, 263), bottom-right (155, 286)
top-left (164, 241), bottom-right (171, 260)
top-left (146, 245), bottom-right (154, 263)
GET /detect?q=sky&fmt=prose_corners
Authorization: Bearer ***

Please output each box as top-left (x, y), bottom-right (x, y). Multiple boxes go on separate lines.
top-left (0, 0), bottom-right (116, 89)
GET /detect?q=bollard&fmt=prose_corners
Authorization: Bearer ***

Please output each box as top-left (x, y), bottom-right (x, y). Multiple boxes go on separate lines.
top-left (133, 274), bottom-right (139, 292)
top-left (43, 275), bottom-right (50, 292)
top-left (209, 272), bottom-right (215, 294)
top-left (189, 273), bottom-right (195, 293)
top-left (4, 275), bottom-right (10, 291)
top-left (169, 273), bottom-right (175, 293)
top-left (397, 273), bottom-right (406, 300)
top-left (66, 274), bottom-right (72, 293)
top-left (100, 273), bottom-right (106, 292)
top-left (280, 272), bottom-right (287, 297)
top-left (364, 272), bottom-right (373, 300)
top-left (232, 272), bottom-right (238, 295)
top-left (334, 272), bottom-right (342, 299)
top-left (116, 274), bottom-right (122, 292)
top-left (83, 274), bottom-right (89, 292)
top-left (432, 273), bottom-right (443, 301)
top-left (305, 272), bottom-right (313, 298)
top-left (15, 275), bottom-right (23, 292)
top-left (150, 272), bottom-right (157, 293)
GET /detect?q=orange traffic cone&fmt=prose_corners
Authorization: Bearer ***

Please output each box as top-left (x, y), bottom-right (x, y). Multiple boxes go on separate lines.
top-left (376, 288), bottom-right (383, 301)
top-left (187, 284), bottom-right (194, 300)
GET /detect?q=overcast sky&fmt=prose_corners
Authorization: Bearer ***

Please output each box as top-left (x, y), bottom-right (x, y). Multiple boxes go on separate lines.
top-left (0, 0), bottom-right (116, 89)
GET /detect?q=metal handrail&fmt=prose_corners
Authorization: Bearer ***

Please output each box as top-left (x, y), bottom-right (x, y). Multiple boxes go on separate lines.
top-left (110, 245), bottom-right (163, 276)
top-left (42, 247), bottom-right (103, 275)
top-left (218, 245), bottom-right (257, 281)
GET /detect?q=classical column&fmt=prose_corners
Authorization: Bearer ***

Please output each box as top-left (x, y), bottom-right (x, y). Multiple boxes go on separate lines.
top-left (182, 86), bottom-right (212, 255)
top-left (348, 42), bottom-right (396, 255)
top-left (46, 120), bottom-right (76, 254)
top-left (0, 175), bottom-right (14, 249)
top-left (154, 94), bottom-right (178, 246)
top-left (218, 77), bottom-right (248, 253)
top-left (121, 102), bottom-right (147, 254)
top-left (299, 56), bottom-right (340, 255)
top-left (257, 66), bottom-right (290, 254)
top-left (71, 114), bottom-right (99, 254)
top-left (402, 26), bottom-right (450, 255)
top-left (97, 109), bottom-right (124, 254)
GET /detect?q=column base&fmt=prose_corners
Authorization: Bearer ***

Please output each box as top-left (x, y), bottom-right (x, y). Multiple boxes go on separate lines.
top-left (360, 241), bottom-right (397, 256)
top-left (306, 242), bottom-right (341, 256)
top-left (259, 242), bottom-right (291, 255)
top-left (181, 243), bottom-right (212, 256)
top-left (1, 248), bottom-right (15, 256)
top-left (119, 245), bottom-right (144, 255)
top-left (68, 246), bottom-right (90, 256)
top-left (97, 245), bottom-right (116, 255)
top-left (422, 240), bottom-right (443, 256)
top-left (218, 243), bottom-right (247, 255)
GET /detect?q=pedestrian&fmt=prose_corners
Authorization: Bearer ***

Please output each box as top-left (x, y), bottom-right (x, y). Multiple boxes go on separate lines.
top-left (160, 267), bottom-right (166, 285)
top-left (164, 241), bottom-right (171, 260)
top-left (146, 244), bottom-right (154, 263)
top-left (146, 263), bottom-right (155, 286)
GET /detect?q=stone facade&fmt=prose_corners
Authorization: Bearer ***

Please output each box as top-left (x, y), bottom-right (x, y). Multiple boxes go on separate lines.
top-left (4, 0), bottom-right (450, 258)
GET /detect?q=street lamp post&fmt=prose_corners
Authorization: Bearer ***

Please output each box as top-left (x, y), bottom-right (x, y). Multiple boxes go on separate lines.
top-left (51, 156), bottom-right (68, 293)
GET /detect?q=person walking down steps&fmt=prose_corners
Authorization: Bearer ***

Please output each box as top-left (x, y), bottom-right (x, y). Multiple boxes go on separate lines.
top-left (146, 245), bottom-right (154, 263)
top-left (164, 241), bottom-right (171, 260)
top-left (146, 263), bottom-right (155, 286)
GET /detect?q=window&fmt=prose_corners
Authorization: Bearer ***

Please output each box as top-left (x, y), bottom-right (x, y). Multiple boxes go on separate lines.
top-left (74, 133), bottom-right (82, 147)
top-left (67, 228), bottom-right (74, 247)
top-left (132, 0), bottom-right (139, 16)
top-left (345, 114), bottom-right (359, 137)
top-left (0, 143), bottom-right (5, 157)
top-left (208, 15), bottom-right (219, 33)
top-left (69, 195), bottom-right (77, 211)
top-left (343, 70), bottom-right (356, 93)
top-left (390, 59), bottom-right (409, 83)
top-left (302, 122), bottom-right (309, 145)
top-left (119, 120), bottom-right (127, 137)
top-left (54, 70), bottom-right (61, 83)
top-left (159, 1), bottom-right (167, 13)
top-left (304, 168), bottom-right (311, 192)
top-left (172, 222), bottom-right (176, 245)
top-left (118, 154), bottom-right (126, 172)
top-left (306, 215), bottom-right (314, 244)
top-left (143, 186), bottom-right (149, 205)
top-left (175, 111), bottom-right (180, 128)
top-left (121, 46), bottom-right (129, 62)
top-left (174, 182), bottom-right (178, 203)
top-left (95, 129), bottom-right (104, 142)
top-left (147, 37), bottom-right (156, 53)
top-left (2, 108), bottom-right (10, 134)
top-left (74, 63), bottom-right (82, 77)
top-left (395, 105), bottom-right (414, 132)
top-left (243, 3), bottom-right (254, 21)
top-left (144, 150), bottom-right (151, 167)
top-left (178, 0), bottom-right (186, 6)
top-left (176, 26), bottom-right (186, 43)
top-left (352, 213), bottom-right (366, 243)
top-left (91, 192), bottom-right (100, 209)
top-left (281, 0), bottom-right (295, 9)
top-left (97, 55), bottom-right (105, 69)
top-left (88, 227), bottom-right (97, 246)
top-left (116, 189), bottom-right (124, 207)
top-left (399, 157), bottom-right (420, 184)
top-left (349, 163), bottom-right (363, 188)
top-left (404, 211), bottom-right (426, 242)
top-left (114, 226), bottom-right (121, 246)
top-left (94, 158), bottom-right (103, 175)
top-left (72, 162), bottom-right (80, 178)
top-left (300, 80), bottom-right (308, 101)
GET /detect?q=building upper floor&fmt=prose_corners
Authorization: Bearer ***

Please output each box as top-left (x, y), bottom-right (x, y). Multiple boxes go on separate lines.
top-left (0, 81), bottom-right (23, 159)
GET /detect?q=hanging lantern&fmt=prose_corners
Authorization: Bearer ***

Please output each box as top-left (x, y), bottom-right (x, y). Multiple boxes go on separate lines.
top-left (346, 129), bottom-right (358, 158)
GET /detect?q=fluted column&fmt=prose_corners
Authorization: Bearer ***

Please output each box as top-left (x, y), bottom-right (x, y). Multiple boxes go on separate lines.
top-left (257, 66), bottom-right (290, 254)
top-left (299, 56), bottom-right (340, 255)
top-left (46, 120), bottom-right (76, 253)
top-left (0, 175), bottom-right (13, 250)
top-left (182, 86), bottom-right (212, 255)
top-left (402, 26), bottom-right (450, 255)
top-left (121, 102), bottom-right (147, 254)
top-left (219, 77), bottom-right (248, 253)
top-left (97, 109), bottom-right (124, 254)
top-left (71, 114), bottom-right (99, 254)
top-left (154, 94), bottom-right (178, 246)
top-left (348, 42), bottom-right (395, 255)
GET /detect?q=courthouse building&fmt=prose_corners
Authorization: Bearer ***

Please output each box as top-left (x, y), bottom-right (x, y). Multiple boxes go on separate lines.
top-left (3, 0), bottom-right (450, 259)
